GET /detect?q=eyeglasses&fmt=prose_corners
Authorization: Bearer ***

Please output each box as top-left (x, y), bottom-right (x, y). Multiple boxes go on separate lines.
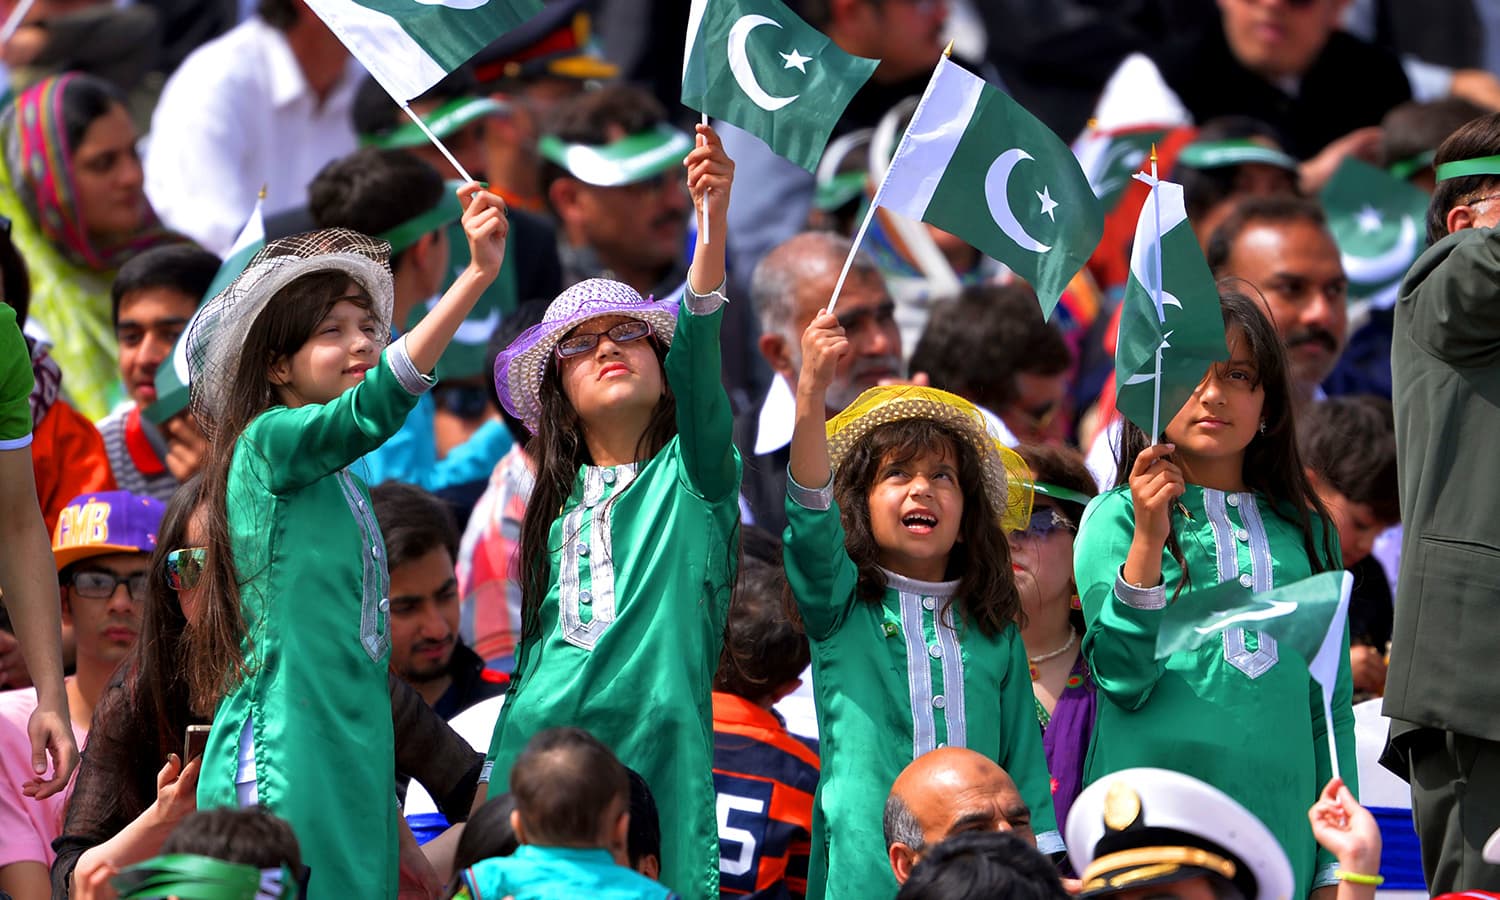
top-left (67, 569), bottom-right (148, 601)
top-left (555, 320), bottom-right (654, 359)
top-left (166, 547), bottom-right (207, 591)
top-left (1010, 507), bottom-right (1076, 539)
top-left (1463, 192), bottom-right (1500, 208)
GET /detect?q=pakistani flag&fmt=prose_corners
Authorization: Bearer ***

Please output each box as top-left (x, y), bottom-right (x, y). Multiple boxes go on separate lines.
top-left (681, 0), bottom-right (877, 172)
top-left (144, 198), bottom-right (266, 424)
top-left (303, 0), bottom-right (543, 103)
top-left (1115, 178), bottom-right (1226, 438)
top-left (1320, 157), bottom-right (1428, 311)
top-left (1155, 570), bottom-right (1355, 776)
top-left (1073, 124), bottom-right (1167, 213)
top-left (876, 57), bottom-right (1103, 317)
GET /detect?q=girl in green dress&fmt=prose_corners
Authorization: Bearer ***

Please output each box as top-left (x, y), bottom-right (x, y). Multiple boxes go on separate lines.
top-left (483, 124), bottom-right (737, 900)
top-left (180, 185), bottom-right (508, 899)
top-left (1075, 289), bottom-right (1354, 899)
top-left (783, 311), bottom-right (1060, 899)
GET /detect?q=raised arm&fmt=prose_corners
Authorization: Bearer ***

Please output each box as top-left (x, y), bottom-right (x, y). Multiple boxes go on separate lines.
top-left (667, 124), bottom-right (737, 501)
top-left (402, 184), bottom-right (507, 375)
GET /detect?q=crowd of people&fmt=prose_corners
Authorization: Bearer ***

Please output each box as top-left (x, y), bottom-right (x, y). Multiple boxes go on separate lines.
top-left (0, 0), bottom-right (1498, 898)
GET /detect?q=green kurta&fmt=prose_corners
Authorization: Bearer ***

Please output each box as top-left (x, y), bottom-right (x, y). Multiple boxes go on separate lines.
top-left (1075, 484), bottom-right (1356, 898)
top-left (783, 489), bottom-right (1061, 900)
top-left (483, 289), bottom-right (740, 900)
top-left (198, 339), bottom-right (433, 900)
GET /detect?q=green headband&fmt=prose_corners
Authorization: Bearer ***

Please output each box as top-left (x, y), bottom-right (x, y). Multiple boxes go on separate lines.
top-left (378, 181), bottom-right (465, 254)
top-left (539, 124), bottom-right (694, 187)
top-left (112, 854), bottom-right (301, 900)
top-left (362, 96), bottom-right (506, 150)
top-left (1434, 153), bottom-right (1500, 182)
top-left (1387, 150), bottom-right (1436, 182)
top-left (1032, 481), bottom-right (1094, 507)
top-left (1176, 139), bottom-right (1297, 172)
top-left (815, 171), bottom-right (866, 212)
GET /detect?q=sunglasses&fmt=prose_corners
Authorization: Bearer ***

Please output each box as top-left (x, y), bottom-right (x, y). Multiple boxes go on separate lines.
top-left (1011, 507), bottom-right (1076, 539)
top-left (555, 320), bottom-right (654, 359)
top-left (166, 547), bottom-right (207, 591)
top-left (67, 569), bottom-right (148, 601)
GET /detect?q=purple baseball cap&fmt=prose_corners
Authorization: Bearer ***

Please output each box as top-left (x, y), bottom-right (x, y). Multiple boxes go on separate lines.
top-left (494, 278), bottom-right (679, 434)
top-left (52, 491), bottom-right (165, 571)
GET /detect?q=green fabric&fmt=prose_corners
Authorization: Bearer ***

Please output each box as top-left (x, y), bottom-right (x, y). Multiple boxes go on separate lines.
top-left (782, 496), bottom-right (1060, 900)
top-left (483, 294), bottom-right (741, 900)
top-left (1319, 157), bottom-right (1428, 306)
top-left (1176, 139), bottom-right (1297, 172)
top-left (0, 151), bottom-right (121, 419)
top-left (197, 346), bottom-right (430, 900)
top-left (378, 187), bottom-right (463, 255)
top-left (0, 302), bottom-right (31, 446)
top-left (1386, 227), bottom-right (1500, 743)
top-left (113, 854), bottom-right (299, 900)
top-left (349, 0), bottom-right (542, 76)
top-left (1075, 485), bottom-right (1356, 898)
top-left (538, 125), bottom-right (694, 187)
top-left (363, 96), bottom-right (505, 150)
top-left (1388, 150), bottom-right (1436, 183)
top-left (1434, 154), bottom-right (1500, 181)
top-left (1115, 180), bottom-right (1226, 439)
top-left (680, 0), bottom-right (877, 172)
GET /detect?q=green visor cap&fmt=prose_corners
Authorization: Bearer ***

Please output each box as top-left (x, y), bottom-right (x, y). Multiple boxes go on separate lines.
top-left (378, 181), bottom-right (467, 254)
top-left (1435, 153), bottom-right (1500, 182)
top-left (1032, 480), bottom-right (1095, 507)
top-left (815, 170), bottom-right (867, 212)
top-left (112, 854), bottom-right (301, 900)
top-left (1176, 139), bottom-right (1297, 172)
top-left (362, 96), bottom-right (507, 150)
top-left (539, 123), bottom-right (694, 187)
top-left (1387, 150), bottom-right (1436, 182)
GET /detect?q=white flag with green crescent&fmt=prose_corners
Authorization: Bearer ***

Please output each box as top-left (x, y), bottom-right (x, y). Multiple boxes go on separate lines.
top-left (874, 57), bottom-right (1103, 317)
top-left (302, 0), bottom-right (543, 103)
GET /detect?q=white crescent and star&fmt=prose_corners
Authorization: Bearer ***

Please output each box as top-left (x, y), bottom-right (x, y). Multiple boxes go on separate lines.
top-left (984, 148), bottom-right (1055, 253)
top-left (1341, 212), bottom-right (1418, 285)
top-left (727, 15), bottom-right (806, 112)
top-left (1191, 598), bottom-right (1299, 636)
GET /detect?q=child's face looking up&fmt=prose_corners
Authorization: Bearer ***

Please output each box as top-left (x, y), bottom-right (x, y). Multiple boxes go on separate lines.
top-left (866, 442), bottom-right (965, 583)
top-left (270, 293), bottom-right (381, 408)
top-left (557, 315), bottom-right (664, 428)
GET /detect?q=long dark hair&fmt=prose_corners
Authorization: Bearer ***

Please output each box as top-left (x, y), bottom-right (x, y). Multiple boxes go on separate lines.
top-left (516, 333), bottom-right (678, 640)
top-left (832, 418), bottom-right (1020, 638)
top-left (188, 271), bottom-right (376, 713)
top-left (1115, 288), bottom-right (1338, 597)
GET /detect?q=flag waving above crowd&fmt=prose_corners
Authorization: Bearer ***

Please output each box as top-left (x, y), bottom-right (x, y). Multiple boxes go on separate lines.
top-left (302, 0), bottom-right (543, 103)
top-left (874, 56), bottom-right (1103, 317)
top-left (681, 0), bottom-right (877, 172)
top-left (1114, 176), bottom-right (1226, 438)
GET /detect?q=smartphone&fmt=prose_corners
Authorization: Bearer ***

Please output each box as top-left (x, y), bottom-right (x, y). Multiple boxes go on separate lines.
top-left (184, 725), bottom-right (211, 762)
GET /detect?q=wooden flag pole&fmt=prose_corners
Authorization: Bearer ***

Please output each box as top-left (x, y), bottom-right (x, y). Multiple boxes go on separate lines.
top-left (400, 103), bottom-right (477, 185)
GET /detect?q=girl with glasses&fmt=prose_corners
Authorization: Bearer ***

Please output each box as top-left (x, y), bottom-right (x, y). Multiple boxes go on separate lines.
top-left (1009, 444), bottom-right (1098, 842)
top-left (483, 124), bottom-right (736, 899)
top-left (1074, 290), bottom-right (1351, 899)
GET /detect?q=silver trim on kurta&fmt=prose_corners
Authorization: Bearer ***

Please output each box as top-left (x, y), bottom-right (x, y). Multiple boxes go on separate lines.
top-left (682, 283), bottom-right (729, 316)
top-left (559, 464), bottom-right (639, 650)
top-left (899, 591), bottom-right (936, 758)
top-left (1206, 489), bottom-right (1279, 678)
top-left (1113, 568), bottom-right (1167, 610)
top-left (887, 570), bottom-right (964, 756)
top-left (786, 469), bottom-right (834, 511)
top-left (387, 335), bottom-right (437, 396)
top-left (934, 605), bottom-right (968, 748)
top-left (336, 470), bottom-right (389, 661)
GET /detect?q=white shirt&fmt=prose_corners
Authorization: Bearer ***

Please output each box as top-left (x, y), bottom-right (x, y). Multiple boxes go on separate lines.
top-left (144, 18), bottom-right (363, 254)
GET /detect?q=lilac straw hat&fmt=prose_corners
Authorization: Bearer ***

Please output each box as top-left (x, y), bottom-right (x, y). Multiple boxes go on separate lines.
top-left (495, 278), bottom-right (680, 433)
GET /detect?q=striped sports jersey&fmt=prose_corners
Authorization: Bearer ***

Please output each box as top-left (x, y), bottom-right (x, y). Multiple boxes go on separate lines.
top-left (712, 692), bottom-right (820, 899)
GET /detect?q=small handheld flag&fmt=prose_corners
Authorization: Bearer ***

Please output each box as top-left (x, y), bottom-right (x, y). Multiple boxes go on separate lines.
top-left (302, 0), bottom-right (543, 180)
top-left (1156, 570), bottom-right (1354, 780)
top-left (843, 55), bottom-right (1102, 318)
top-left (1114, 166), bottom-right (1226, 440)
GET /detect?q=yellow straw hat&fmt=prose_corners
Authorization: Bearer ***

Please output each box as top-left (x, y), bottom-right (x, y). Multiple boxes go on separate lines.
top-left (826, 385), bottom-right (1033, 531)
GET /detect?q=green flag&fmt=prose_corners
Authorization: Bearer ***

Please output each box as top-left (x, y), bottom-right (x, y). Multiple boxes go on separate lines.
top-left (876, 57), bottom-right (1103, 317)
top-left (1115, 177), bottom-right (1227, 438)
top-left (1155, 570), bottom-right (1352, 671)
top-left (1320, 157), bottom-right (1428, 310)
top-left (681, 0), bottom-right (877, 172)
top-left (303, 0), bottom-right (543, 103)
top-left (1073, 124), bottom-right (1167, 214)
top-left (144, 197), bottom-right (266, 424)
